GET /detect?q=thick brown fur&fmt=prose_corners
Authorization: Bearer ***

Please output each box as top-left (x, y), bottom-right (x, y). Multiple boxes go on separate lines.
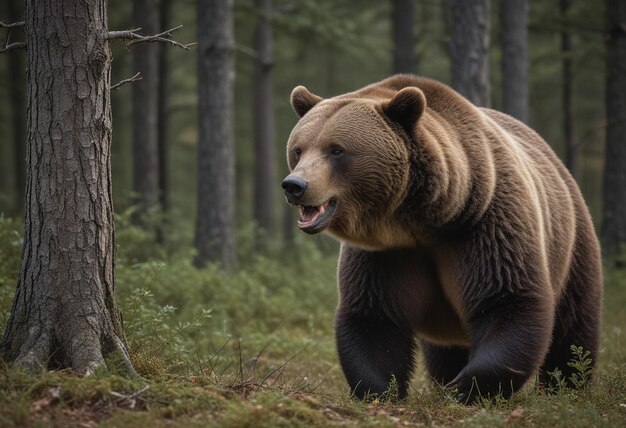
top-left (284, 75), bottom-right (603, 403)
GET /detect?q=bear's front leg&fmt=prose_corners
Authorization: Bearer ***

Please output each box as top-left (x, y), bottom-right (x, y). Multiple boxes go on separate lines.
top-left (335, 307), bottom-right (415, 399)
top-left (448, 293), bottom-right (554, 404)
top-left (335, 245), bottom-right (417, 400)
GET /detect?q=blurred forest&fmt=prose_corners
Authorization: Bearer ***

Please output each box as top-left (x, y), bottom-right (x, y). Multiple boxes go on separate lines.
top-left (0, 0), bottom-right (611, 249)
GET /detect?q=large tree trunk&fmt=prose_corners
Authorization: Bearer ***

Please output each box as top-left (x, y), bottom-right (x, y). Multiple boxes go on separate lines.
top-left (0, 0), bottom-right (133, 374)
top-left (561, 0), bottom-right (576, 174)
top-left (253, 0), bottom-right (276, 234)
top-left (449, 0), bottom-right (491, 107)
top-left (391, 0), bottom-right (416, 74)
top-left (7, 0), bottom-right (26, 214)
top-left (602, 0), bottom-right (626, 256)
top-left (501, 0), bottom-right (528, 123)
top-left (132, 0), bottom-right (160, 217)
top-left (195, 0), bottom-right (237, 268)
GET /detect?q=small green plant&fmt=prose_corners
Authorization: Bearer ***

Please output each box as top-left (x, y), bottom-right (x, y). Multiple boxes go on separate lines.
top-left (382, 375), bottom-right (400, 403)
top-left (123, 284), bottom-right (212, 377)
top-left (545, 367), bottom-right (567, 394)
top-left (567, 345), bottom-right (593, 389)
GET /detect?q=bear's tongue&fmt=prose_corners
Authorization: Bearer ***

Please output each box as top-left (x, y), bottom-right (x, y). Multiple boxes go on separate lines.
top-left (298, 203), bottom-right (326, 228)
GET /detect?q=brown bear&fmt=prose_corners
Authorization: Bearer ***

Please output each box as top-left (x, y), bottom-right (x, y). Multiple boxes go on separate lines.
top-left (281, 75), bottom-right (603, 404)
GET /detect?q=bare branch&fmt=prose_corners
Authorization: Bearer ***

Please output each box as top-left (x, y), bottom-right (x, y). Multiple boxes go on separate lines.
top-left (1, 21), bottom-right (27, 53)
top-left (111, 72), bottom-right (142, 90)
top-left (0, 21), bottom-right (24, 29)
top-left (107, 25), bottom-right (195, 50)
top-left (107, 27), bottom-right (143, 40)
top-left (0, 41), bottom-right (26, 53)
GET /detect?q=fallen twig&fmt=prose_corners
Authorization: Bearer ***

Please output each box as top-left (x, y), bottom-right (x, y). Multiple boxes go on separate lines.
top-left (110, 385), bottom-right (150, 409)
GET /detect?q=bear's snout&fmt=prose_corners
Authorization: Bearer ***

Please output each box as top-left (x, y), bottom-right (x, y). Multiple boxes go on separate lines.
top-left (282, 175), bottom-right (308, 204)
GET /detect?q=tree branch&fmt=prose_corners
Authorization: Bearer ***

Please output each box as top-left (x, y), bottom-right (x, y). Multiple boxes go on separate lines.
top-left (111, 72), bottom-right (142, 90)
top-left (107, 25), bottom-right (195, 50)
top-left (0, 21), bottom-right (24, 29)
top-left (107, 27), bottom-right (142, 40)
top-left (0, 41), bottom-right (26, 53)
top-left (1, 21), bottom-right (26, 53)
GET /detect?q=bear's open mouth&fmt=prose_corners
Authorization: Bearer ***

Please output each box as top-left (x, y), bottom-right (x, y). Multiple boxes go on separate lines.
top-left (297, 199), bottom-right (337, 234)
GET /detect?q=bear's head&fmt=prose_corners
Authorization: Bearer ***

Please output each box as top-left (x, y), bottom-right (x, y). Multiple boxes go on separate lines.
top-left (282, 85), bottom-right (426, 248)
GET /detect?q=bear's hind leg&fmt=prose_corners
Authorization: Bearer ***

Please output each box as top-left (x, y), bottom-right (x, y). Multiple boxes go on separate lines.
top-left (335, 307), bottom-right (416, 400)
top-left (539, 238), bottom-right (602, 390)
top-left (420, 340), bottom-right (469, 387)
top-left (449, 293), bottom-right (554, 404)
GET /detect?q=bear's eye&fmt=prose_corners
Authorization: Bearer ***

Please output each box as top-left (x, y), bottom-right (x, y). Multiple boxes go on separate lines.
top-left (294, 148), bottom-right (302, 160)
top-left (330, 147), bottom-right (344, 157)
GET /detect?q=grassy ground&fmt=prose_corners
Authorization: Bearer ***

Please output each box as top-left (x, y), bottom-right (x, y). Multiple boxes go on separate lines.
top-left (1, 214), bottom-right (625, 427)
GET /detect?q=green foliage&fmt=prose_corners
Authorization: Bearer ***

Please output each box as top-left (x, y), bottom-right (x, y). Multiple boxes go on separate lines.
top-left (0, 215), bottom-right (22, 331)
top-left (115, 206), bottom-right (194, 263)
top-left (567, 345), bottom-right (594, 389)
top-left (108, 213), bottom-right (339, 380)
top-left (123, 285), bottom-right (212, 377)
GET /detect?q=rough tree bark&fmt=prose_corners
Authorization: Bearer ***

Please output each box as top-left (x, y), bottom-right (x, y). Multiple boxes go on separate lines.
top-left (449, 0), bottom-right (491, 107)
top-left (560, 0), bottom-right (576, 174)
top-left (391, 0), bottom-right (416, 74)
top-left (602, 0), bottom-right (626, 256)
top-left (501, 0), bottom-right (528, 123)
top-left (253, 0), bottom-right (276, 234)
top-left (195, 0), bottom-right (237, 268)
top-left (132, 0), bottom-right (160, 217)
top-left (7, 0), bottom-right (26, 213)
top-left (0, 0), bottom-right (134, 374)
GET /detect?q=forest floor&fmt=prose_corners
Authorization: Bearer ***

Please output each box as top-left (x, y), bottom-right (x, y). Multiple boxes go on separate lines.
top-left (1, 215), bottom-right (626, 427)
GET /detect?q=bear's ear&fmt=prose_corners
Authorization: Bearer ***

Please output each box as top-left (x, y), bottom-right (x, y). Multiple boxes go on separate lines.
top-left (291, 86), bottom-right (323, 118)
top-left (382, 87), bottom-right (426, 133)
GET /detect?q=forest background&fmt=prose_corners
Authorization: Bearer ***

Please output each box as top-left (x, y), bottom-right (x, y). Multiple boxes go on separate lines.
top-left (0, 0), bottom-right (625, 426)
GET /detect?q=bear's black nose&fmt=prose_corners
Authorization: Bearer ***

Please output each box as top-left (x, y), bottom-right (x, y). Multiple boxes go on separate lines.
top-left (282, 176), bottom-right (308, 201)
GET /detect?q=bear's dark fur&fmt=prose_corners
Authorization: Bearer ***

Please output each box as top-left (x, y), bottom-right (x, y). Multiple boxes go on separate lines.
top-left (282, 75), bottom-right (603, 403)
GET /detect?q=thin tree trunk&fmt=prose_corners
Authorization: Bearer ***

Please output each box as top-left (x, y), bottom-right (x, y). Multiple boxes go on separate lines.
top-left (132, 0), bottom-right (160, 218)
top-left (7, 0), bottom-right (26, 214)
top-left (501, 0), bottom-right (528, 123)
top-left (155, 0), bottom-right (171, 245)
top-left (253, 0), bottom-right (275, 234)
top-left (158, 0), bottom-right (171, 215)
top-left (283, 45), bottom-right (307, 244)
top-left (602, 0), bottom-right (626, 256)
top-left (391, 0), bottom-right (416, 74)
top-left (0, 0), bottom-right (134, 374)
top-left (561, 0), bottom-right (576, 174)
top-left (449, 0), bottom-right (491, 107)
top-left (195, 0), bottom-right (237, 268)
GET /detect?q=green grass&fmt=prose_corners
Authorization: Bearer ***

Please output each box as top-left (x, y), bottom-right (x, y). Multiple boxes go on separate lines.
top-left (1, 214), bottom-right (626, 427)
